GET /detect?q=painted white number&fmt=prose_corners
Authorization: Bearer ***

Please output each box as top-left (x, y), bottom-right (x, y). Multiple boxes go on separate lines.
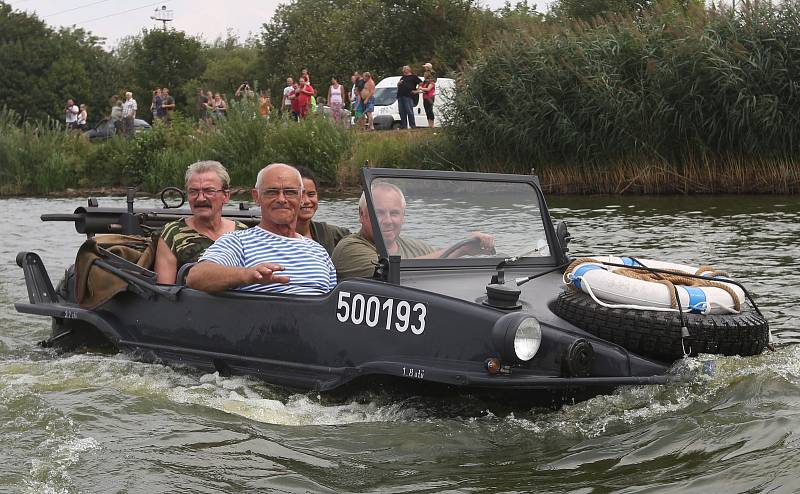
top-left (336, 292), bottom-right (426, 335)
top-left (351, 294), bottom-right (365, 325)
top-left (411, 303), bottom-right (427, 335)
top-left (395, 301), bottom-right (411, 332)
top-left (382, 298), bottom-right (394, 330)
top-left (336, 291), bottom-right (351, 322)
top-left (365, 296), bottom-right (380, 328)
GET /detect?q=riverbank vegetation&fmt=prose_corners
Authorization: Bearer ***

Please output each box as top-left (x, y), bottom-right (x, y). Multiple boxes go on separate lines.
top-left (2, 0), bottom-right (800, 195)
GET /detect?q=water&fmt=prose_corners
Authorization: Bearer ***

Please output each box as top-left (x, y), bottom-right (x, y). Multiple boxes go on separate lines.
top-left (1, 195), bottom-right (798, 493)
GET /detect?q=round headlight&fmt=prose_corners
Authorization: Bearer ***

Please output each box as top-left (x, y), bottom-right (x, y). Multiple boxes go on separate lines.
top-left (514, 317), bottom-right (542, 361)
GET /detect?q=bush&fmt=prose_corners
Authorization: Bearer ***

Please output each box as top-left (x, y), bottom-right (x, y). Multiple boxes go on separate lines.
top-left (264, 114), bottom-right (354, 184)
top-left (0, 106), bottom-right (90, 195)
top-left (448, 2), bottom-right (800, 168)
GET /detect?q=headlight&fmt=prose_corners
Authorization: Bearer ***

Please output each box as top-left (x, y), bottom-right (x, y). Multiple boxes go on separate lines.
top-left (492, 314), bottom-right (543, 363)
top-left (514, 317), bottom-right (541, 361)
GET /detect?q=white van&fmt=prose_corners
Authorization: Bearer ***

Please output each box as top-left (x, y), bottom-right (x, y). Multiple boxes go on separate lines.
top-left (369, 76), bottom-right (455, 130)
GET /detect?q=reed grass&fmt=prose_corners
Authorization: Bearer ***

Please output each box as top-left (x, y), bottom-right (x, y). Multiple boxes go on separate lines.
top-left (448, 2), bottom-right (800, 172)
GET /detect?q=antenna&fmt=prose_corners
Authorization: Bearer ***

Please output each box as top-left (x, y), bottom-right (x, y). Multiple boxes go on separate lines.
top-left (150, 5), bottom-right (173, 30)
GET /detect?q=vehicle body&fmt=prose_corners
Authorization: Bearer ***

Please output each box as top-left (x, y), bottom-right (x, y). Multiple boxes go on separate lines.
top-left (83, 118), bottom-right (151, 141)
top-left (15, 168), bottom-right (720, 405)
top-left (370, 76), bottom-right (455, 130)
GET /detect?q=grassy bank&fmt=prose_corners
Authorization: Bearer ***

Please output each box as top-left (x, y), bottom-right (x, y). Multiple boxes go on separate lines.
top-left (1, 105), bottom-right (799, 196)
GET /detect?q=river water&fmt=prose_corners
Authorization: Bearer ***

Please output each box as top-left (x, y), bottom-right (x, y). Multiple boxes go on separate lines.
top-left (1, 195), bottom-right (798, 493)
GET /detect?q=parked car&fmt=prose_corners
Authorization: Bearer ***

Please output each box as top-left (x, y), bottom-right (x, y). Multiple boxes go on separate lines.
top-left (83, 118), bottom-right (151, 141)
top-left (370, 76), bottom-right (455, 130)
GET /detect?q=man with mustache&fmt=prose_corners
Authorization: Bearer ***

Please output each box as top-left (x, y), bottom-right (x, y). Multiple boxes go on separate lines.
top-left (155, 161), bottom-right (248, 284)
top-left (331, 182), bottom-right (494, 280)
top-left (187, 163), bottom-right (336, 294)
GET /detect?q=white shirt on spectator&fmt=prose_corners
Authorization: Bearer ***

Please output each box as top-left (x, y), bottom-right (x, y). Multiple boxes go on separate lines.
top-left (122, 99), bottom-right (137, 118)
top-left (65, 105), bottom-right (79, 124)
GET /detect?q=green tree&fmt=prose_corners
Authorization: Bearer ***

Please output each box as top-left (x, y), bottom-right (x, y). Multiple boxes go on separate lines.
top-left (258, 0), bottom-right (482, 92)
top-left (0, 2), bottom-right (117, 123)
top-left (120, 28), bottom-right (206, 118)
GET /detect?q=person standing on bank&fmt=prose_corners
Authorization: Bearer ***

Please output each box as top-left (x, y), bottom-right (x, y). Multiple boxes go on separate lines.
top-left (417, 70), bottom-right (436, 128)
top-left (65, 99), bottom-right (79, 129)
top-left (122, 92), bottom-right (137, 137)
top-left (155, 161), bottom-right (248, 284)
top-left (295, 166), bottom-right (351, 255)
top-left (161, 88), bottom-right (176, 124)
top-left (328, 77), bottom-right (345, 124)
top-left (396, 65), bottom-right (421, 129)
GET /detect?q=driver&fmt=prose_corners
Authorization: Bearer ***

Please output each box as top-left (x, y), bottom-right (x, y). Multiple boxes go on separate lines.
top-left (331, 182), bottom-right (494, 280)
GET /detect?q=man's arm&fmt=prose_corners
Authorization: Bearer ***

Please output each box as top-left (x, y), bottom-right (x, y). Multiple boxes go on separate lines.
top-left (186, 261), bottom-right (288, 293)
top-left (154, 237), bottom-right (179, 284)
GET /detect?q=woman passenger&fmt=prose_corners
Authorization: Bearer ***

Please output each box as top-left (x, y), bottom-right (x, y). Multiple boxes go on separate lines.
top-left (295, 166), bottom-right (351, 255)
top-left (154, 161), bottom-right (248, 284)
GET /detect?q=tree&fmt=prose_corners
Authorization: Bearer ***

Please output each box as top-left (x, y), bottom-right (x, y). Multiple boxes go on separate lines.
top-left (257, 0), bottom-right (482, 93)
top-left (121, 29), bottom-right (206, 117)
top-left (0, 2), bottom-right (116, 123)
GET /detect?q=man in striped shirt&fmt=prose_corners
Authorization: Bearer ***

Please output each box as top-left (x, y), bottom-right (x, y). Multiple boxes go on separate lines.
top-left (186, 163), bottom-right (336, 295)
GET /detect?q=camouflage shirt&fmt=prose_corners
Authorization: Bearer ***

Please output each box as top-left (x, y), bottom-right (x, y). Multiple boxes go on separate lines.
top-left (160, 217), bottom-right (249, 268)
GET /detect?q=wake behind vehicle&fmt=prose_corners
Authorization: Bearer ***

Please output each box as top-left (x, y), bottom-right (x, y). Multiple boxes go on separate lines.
top-left (14, 168), bottom-right (770, 406)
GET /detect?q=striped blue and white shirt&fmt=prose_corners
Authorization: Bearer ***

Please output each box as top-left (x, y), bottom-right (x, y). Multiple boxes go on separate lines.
top-left (199, 226), bottom-right (337, 295)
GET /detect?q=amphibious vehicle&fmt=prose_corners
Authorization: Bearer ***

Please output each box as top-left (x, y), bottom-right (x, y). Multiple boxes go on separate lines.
top-left (15, 168), bottom-right (769, 404)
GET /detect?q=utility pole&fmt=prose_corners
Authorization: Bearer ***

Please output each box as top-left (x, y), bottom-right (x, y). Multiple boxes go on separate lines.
top-left (150, 5), bottom-right (173, 30)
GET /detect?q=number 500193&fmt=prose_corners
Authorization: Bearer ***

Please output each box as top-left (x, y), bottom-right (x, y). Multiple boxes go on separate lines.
top-left (335, 291), bottom-right (427, 335)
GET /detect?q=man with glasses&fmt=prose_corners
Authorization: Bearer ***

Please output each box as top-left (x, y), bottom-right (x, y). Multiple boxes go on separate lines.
top-left (155, 161), bottom-right (248, 284)
top-left (187, 163), bottom-right (336, 295)
top-left (332, 182), bottom-right (494, 280)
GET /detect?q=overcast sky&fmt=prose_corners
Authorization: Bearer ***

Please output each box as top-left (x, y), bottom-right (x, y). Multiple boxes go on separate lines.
top-left (7, 0), bottom-right (537, 49)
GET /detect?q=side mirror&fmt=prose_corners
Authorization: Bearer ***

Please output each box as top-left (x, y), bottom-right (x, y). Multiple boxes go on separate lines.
top-left (556, 221), bottom-right (572, 254)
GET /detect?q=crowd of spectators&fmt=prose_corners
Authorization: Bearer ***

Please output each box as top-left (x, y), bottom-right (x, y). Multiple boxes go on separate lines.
top-left (68, 62), bottom-right (437, 137)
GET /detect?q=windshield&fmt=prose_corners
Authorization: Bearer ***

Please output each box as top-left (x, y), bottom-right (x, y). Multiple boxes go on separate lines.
top-left (367, 176), bottom-right (552, 265)
top-left (373, 87), bottom-right (397, 106)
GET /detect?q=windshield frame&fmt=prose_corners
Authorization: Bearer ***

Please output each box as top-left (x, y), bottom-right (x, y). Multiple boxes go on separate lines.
top-left (360, 167), bottom-right (564, 272)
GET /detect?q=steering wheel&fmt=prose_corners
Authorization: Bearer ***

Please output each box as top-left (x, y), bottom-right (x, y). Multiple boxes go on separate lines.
top-left (440, 236), bottom-right (490, 259)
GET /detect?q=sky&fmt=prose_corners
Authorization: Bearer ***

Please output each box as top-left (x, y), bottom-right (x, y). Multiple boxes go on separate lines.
top-left (6, 0), bottom-right (532, 49)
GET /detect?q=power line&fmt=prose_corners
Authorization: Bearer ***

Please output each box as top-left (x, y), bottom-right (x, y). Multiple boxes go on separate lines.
top-left (45, 0), bottom-right (115, 18)
top-left (74, 0), bottom-right (171, 26)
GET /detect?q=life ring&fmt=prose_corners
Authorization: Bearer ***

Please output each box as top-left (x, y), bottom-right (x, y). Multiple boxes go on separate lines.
top-left (552, 256), bottom-right (770, 360)
top-left (564, 256), bottom-right (745, 315)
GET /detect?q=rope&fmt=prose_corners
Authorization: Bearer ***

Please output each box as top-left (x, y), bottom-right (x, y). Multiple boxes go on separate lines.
top-left (613, 267), bottom-right (742, 312)
top-left (563, 257), bottom-right (743, 312)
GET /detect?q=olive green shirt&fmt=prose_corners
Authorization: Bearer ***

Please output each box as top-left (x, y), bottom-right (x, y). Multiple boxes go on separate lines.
top-left (160, 218), bottom-right (249, 269)
top-left (331, 231), bottom-right (435, 280)
top-left (309, 221), bottom-right (351, 255)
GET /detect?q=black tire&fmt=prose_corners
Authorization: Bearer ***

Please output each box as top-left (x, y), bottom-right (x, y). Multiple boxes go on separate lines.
top-left (552, 289), bottom-right (770, 361)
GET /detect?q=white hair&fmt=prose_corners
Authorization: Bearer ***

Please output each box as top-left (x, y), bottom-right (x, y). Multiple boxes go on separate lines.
top-left (359, 182), bottom-right (406, 211)
top-left (255, 163), bottom-right (303, 191)
top-left (185, 160), bottom-right (230, 189)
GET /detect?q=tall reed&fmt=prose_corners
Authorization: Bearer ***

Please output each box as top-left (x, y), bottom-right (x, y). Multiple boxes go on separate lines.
top-left (448, 2), bottom-right (800, 170)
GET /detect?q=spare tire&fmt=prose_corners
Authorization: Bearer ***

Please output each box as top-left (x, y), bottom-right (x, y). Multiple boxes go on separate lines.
top-left (553, 289), bottom-right (769, 361)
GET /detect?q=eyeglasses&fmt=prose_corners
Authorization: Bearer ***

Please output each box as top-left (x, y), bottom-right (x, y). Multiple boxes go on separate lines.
top-left (261, 188), bottom-right (300, 199)
top-left (188, 187), bottom-right (227, 197)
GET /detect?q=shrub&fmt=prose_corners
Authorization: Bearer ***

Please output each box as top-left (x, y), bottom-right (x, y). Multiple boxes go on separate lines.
top-left (448, 3), bottom-right (800, 168)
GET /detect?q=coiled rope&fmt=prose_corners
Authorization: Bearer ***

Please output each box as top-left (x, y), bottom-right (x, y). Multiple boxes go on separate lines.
top-left (564, 257), bottom-right (743, 312)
